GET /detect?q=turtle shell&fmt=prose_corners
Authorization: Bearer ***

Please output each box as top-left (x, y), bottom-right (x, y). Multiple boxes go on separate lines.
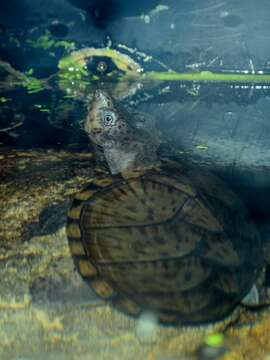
top-left (67, 161), bottom-right (263, 325)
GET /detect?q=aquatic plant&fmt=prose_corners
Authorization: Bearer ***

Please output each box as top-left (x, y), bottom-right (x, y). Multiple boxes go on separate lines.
top-left (34, 104), bottom-right (51, 113)
top-left (58, 47), bottom-right (141, 77)
top-left (196, 144), bottom-right (209, 151)
top-left (22, 77), bottom-right (46, 94)
top-left (27, 31), bottom-right (75, 51)
top-left (55, 45), bottom-right (270, 104)
top-left (57, 46), bottom-right (270, 96)
top-left (2, 44), bottom-right (270, 102)
top-left (0, 60), bottom-right (47, 94)
top-left (57, 47), bottom-right (143, 98)
top-left (142, 70), bottom-right (270, 83)
top-left (0, 97), bottom-right (10, 104)
top-left (8, 36), bottom-right (21, 48)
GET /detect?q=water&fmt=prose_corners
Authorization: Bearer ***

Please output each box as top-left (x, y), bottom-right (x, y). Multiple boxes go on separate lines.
top-left (1, 1), bottom-right (270, 359)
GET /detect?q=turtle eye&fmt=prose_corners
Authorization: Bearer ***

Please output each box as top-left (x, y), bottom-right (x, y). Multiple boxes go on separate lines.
top-left (102, 111), bottom-right (116, 126)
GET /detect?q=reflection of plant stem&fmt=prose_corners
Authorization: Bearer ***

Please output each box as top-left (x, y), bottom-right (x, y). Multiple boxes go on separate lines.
top-left (2, 57), bottom-right (270, 98)
top-left (137, 71), bottom-right (270, 83)
top-left (58, 48), bottom-right (270, 85)
top-left (0, 118), bottom-right (24, 132)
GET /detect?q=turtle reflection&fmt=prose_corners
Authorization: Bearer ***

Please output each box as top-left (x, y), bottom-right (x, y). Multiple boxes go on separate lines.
top-left (66, 89), bottom-right (270, 326)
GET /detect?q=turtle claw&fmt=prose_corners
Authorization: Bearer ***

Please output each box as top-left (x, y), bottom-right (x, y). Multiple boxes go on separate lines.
top-left (242, 285), bottom-right (259, 306)
top-left (242, 285), bottom-right (270, 307)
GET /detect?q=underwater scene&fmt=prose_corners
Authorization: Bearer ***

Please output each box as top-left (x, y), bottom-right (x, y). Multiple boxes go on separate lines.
top-left (1, 0), bottom-right (270, 359)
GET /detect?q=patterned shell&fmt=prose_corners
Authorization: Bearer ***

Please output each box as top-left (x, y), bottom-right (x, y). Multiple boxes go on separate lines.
top-left (67, 160), bottom-right (263, 325)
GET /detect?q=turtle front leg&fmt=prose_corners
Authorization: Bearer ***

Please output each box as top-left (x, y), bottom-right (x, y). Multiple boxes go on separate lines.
top-left (256, 237), bottom-right (270, 305)
top-left (256, 286), bottom-right (270, 305)
top-left (243, 230), bottom-right (270, 306)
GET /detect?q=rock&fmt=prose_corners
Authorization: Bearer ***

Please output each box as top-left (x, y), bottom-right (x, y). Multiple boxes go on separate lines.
top-left (0, 148), bottom-right (95, 246)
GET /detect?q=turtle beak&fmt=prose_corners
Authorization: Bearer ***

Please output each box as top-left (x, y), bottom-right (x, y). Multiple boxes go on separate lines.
top-left (94, 89), bottom-right (113, 108)
top-left (95, 89), bottom-right (104, 100)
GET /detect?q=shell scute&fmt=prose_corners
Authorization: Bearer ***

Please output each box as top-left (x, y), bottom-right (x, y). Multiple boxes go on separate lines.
top-left (67, 164), bottom-right (262, 325)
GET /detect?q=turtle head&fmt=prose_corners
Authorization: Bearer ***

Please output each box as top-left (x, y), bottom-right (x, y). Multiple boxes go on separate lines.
top-left (84, 89), bottom-right (129, 145)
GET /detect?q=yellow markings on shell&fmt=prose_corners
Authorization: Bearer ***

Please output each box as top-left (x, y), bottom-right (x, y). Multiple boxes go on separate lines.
top-left (91, 279), bottom-right (115, 298)
top-left (68, 203), bottom-right (84, 220)
top-left (66, 222), bottom-right (81, 238)
top-left (69, 242), bottom-right (86, 256)
top-left (78, 260), bottom-right (97, 277)
top-left (117, 297), bottom-right (141, 316)
top-left (121, 169), bottom-right (146, 180)
top-left (94, 178), bottom-right (114, 187)
top-left (75, 189), bottom-right (95, 201)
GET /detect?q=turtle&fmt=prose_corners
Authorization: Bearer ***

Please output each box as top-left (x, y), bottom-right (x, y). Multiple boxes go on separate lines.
top-left (66, 89), bottom-right (270, 326)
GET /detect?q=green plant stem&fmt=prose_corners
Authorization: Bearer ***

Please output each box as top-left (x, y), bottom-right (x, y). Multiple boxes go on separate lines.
top-left (140, 70), bottom-right (270, 83)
